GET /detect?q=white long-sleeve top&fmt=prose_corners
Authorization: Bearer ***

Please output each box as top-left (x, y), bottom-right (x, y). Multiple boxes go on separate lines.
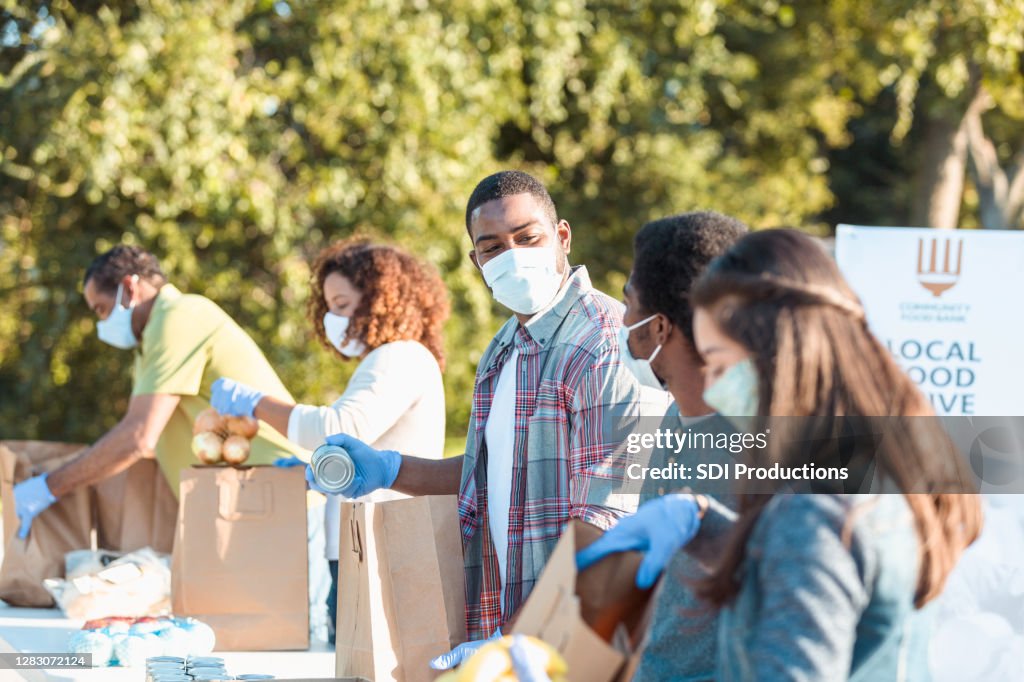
top-left (287, 340), bottom-right (446, 559)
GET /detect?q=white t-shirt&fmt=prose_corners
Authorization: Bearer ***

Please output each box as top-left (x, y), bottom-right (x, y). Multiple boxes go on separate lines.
top-left (485, 348), bottom-right (518, 612)
top-left (287, 340), bottom-right (446, 559)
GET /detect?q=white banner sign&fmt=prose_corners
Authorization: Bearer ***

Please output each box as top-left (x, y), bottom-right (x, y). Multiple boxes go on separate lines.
top-left (835, 225), bottom-right (1024, 416)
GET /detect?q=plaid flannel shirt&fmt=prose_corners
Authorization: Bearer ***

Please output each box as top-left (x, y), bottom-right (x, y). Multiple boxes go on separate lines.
top-left (458, 265), bottom-right (670, 639)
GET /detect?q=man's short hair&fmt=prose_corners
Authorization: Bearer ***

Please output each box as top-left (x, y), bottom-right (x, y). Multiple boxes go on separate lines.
top-left (632, 211), bottom-right (748, 350)
top-left (83, 245), bottom-right (167, 294)
top-left (465, 170), bottom-right (558, 233)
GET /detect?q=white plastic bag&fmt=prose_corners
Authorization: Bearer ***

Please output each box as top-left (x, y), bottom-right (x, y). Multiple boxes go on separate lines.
top-left (44, 547), bottom-right (171, 620)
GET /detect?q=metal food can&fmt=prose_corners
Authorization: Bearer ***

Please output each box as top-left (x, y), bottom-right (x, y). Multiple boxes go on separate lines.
top-left (147, 666), bottom-right (187, 676)
top-left (188, 666), bottom-right (229, 675)
top-left (310, 443), bottom-right (355, 493)
top-left (146, 667), bottom-right (190, 679)
top-left (147, 667), bottom-right (187, 677)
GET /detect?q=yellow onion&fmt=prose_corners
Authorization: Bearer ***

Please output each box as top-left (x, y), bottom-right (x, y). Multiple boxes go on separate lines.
top-left (221, 435), bottom-right (251, 466)
top-left (193, 408), bottom-right (226, 436)
top-left (225, 415), bottom-right (259, 439)
top-left (192, 432), bottom-right (223, 464)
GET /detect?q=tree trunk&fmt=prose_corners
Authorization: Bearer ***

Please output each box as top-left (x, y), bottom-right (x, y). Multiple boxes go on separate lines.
top-left (964, 87), bottom-right (1024, 230)
top-left (910, 110), bottom-right (969, 229)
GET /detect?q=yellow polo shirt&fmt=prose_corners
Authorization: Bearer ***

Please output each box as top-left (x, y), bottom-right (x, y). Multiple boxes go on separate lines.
top-left (132, 284), bottom-right (304, 495)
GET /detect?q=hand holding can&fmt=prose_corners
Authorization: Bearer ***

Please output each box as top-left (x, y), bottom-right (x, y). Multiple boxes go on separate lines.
top-left (306, 433), bottom-right (401, 498)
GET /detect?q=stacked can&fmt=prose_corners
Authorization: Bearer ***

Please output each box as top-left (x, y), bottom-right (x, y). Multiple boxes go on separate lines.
top-left (145, 656), bottom-right (188, 682)
top-left (143, 655), bottom-right (277, 680)
top-left (310, 443), bottom-right (356, 493)
top-left (187, 655), bottom-right (230, 680)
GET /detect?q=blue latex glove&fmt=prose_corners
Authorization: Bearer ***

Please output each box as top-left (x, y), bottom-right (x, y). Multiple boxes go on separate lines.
top-left (13, 473), bottom-right (57, 539)
top-left (575, 494), bottom-right (702, 589)
top-left (429, 629), bottom-right (502, 670)
top-left (304, 433), bottom-right (402, 498)
top-left (273, 456), bottom-right (306, 468)
top-left (210, 377), bottom-right (264, 417)
top-left (508, 634), bottom-right (553, 682)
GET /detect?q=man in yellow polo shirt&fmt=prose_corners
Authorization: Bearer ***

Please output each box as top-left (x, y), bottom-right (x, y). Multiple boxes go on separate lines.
top-left (12, 244), bottom-right (303, 535)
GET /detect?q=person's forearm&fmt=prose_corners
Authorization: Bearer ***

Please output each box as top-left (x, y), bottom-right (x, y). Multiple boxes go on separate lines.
top-left (253, 395), bottom-right (295, 438)
top-left (392, 455), bottom-right (463, 496)
top-left (46, 423), bottom-right (148, 496)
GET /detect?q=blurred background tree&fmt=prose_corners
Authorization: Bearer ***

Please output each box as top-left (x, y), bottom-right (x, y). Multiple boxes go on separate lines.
top-left (1, 0), bottom-right (1022, 445)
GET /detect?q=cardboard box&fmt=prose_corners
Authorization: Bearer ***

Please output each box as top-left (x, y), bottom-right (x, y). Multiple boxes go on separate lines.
top-left (511, 520), bottom-right (657, 682)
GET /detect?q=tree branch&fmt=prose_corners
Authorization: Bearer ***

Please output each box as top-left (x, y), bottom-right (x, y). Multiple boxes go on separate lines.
top-left (1005, 147), bottom-right (1024, 229)
top-left (964, 86), bottom-right (1010, 229)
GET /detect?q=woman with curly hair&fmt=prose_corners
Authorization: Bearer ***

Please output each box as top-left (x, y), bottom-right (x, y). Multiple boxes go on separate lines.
top-left (211, 238), bottom-right (450, 643)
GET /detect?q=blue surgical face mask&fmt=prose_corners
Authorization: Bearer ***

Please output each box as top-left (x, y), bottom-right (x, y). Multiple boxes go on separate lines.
top-left (323, 312), bottom-right (367, 357)
top-left (96, 280), bottom-right (139, 350)
top-left (480, 246), bottom-right (564, 315)
top-left (617, 314), bottom-right (665, 390)
top-left (703, 358), bottom-right (760, 417)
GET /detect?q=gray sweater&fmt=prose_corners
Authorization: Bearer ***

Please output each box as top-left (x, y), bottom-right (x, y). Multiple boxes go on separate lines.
top-left (687, 493), bottom-right (931, 681)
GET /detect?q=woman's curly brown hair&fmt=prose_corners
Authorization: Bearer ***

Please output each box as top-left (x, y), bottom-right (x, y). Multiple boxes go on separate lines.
top-left (308, 239), bottom-right (450, 370)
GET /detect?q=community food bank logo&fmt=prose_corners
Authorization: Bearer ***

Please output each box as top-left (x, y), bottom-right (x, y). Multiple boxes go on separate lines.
top-left (916, 236), bottom-right (963, 298)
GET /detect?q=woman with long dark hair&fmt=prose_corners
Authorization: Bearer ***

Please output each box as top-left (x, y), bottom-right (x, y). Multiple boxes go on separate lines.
top-left (580, 229), bottom-right (982, 679)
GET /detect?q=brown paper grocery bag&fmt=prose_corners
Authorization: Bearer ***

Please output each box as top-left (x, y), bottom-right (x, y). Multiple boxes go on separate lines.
top-left (335, 496), bottom-right (466, 682)
top-left (512, 522), bottom-right (625, 682)
top-left (512, 520), bottom-right (664, 682)
top-left (171, 466), bottom-right (309, 651)
top-left (93, 458), bottom-right (178, 554)
top-left (0, 441), bottom-right (93, 606)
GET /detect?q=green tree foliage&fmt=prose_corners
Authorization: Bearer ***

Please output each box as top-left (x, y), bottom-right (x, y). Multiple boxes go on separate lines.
top-left (821, 0), bottom-right (1024, 229)
top-left (2, 0), bottom-right (1021, 444)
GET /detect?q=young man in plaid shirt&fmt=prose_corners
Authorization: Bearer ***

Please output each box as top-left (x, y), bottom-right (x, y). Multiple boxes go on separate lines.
top-left (309, 171), bottom-right (669, 664)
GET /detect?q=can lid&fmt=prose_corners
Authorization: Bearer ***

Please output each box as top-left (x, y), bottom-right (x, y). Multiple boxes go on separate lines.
top-left (311, 443), bottom-right (345, 464)
top-left (318, 455), bottom-right (353, 487)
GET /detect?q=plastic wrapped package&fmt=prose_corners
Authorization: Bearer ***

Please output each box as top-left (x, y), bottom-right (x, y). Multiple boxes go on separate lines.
top-left (43, 547), bottom-right (171, 620)
top-left (67, 630), bottom-right (114, 667)
top-left (67, 615), bottom-right (217, 667)
top-left (112, 632), bottom-right (164, 668)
